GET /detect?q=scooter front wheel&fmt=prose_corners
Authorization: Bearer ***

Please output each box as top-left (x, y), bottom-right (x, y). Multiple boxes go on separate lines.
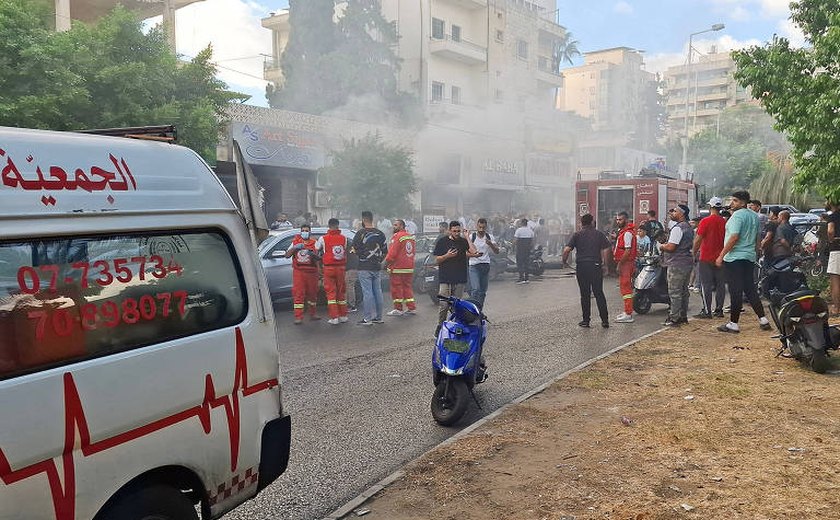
top-left (633, 292), bottom-right (652, 315)
top-left (809, 349), bottom-right (831, 374)
top-left (431, 377), bottom-right (469, 426)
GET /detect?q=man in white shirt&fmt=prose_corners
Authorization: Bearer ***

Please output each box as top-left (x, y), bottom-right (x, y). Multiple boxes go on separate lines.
top-left (405, 218), bottom-right (418, 236)
top-left (468, 218), bottom-right (500, 307)
top-left (514, 218), bottom-right (535, 284)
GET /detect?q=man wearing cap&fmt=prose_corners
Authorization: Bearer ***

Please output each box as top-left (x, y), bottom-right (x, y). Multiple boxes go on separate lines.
top-left (692, 197), bottom-right (727, 318)
top-left (716, 190), bottom-right (773, 333)
top-left (660, 204), bottom-right (695, 326)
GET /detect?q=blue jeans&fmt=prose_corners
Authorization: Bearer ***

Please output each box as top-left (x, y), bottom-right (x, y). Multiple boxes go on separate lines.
top-left (358, 269), bottom-right (383, 320)
top-left (468, 263), bottom-right (490, 308)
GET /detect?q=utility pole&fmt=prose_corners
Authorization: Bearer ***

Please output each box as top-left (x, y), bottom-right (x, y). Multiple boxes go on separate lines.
top-left (680, 23), bottom-right (724, 180)
top-left (55, 0), bottom-right (71, 31)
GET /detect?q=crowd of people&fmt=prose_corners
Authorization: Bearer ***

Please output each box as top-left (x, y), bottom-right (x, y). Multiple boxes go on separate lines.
top-left (272, 195), bottom-right (840, 338)
top-left (562, 191), bottom-right (840, 332)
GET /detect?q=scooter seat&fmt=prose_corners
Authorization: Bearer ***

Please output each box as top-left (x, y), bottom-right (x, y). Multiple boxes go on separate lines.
top-left (770, 288), bottom-right (817, 307)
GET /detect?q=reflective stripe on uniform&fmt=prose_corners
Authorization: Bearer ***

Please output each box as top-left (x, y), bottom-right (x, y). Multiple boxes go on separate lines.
top-left (623, 294), bottom-right (633, 300)
top-left (391, 268), bottom-right (414, 274)
top-left (338, 300), bottom-right (347, 305)
top-left (293, 304), bottom-right (304, 309)
top-left (405, 298), bottom-right (415, 303)
top-left (327, 300), bottom-right (338, 305)
top-left (400, 235), bottom-right (415, 242)
top-left (393, 299), bottom-right (404, 304)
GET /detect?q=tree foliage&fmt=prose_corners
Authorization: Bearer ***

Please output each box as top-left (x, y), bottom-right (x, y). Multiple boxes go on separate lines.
top-left (320, 133), bottom-right (417, 217)
top-left (667, 104), bottom-right (787, 195)
top-left (268, 0), bottom-right (416, 123)
top-left (732, 0), bottom-right (840, 201)
top-left (0, 0), bottom-right (246, 162)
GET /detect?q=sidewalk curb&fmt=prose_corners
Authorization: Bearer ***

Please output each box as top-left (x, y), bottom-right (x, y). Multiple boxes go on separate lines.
top-left (321, 327), bottom-right (667, 520)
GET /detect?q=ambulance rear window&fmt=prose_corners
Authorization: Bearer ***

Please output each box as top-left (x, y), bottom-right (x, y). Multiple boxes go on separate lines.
top-left (0, 230), bottom-right (247, 380)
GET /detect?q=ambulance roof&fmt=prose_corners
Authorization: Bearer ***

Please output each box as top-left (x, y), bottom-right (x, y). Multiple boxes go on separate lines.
top-left (0, 126), bottom-right (236, 219)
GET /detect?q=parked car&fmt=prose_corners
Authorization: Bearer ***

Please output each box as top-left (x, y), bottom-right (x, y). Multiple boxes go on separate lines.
top-left (760, 204), bottom-right (799, 215)
top-left (259, 228), bottom-right (355, 304)
top-left (260, 229), bottom-right (430, 304)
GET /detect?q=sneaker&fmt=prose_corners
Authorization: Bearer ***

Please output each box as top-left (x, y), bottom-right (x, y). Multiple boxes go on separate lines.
top-left (404, 309), bottom-right (417, 315)
top-left (327, 318), bottom-right (340, 325)
top-left (615, 313), bottom-right (635, 323)
top-left (578, 320), bottom-right (591, 328)
top-left (662, 318), bottom-right (681, 327)
top-left (713, 310), bottom-right (725, 318)
top-left (357, 319), bottom-right (373, 326)
top-left (693, 311), bottom-right (713, 319)
top-left (372, 318), bottom-right (385, 324)
top-left (760, 321), bottom-right (773, 331)
top-left (348, 306), bottom-right (358, 313)
top-left (516, 280), bottom-right (527, 285)
top-left (293, 318), bottom-right (303, 325)
top-left (601, 321), bottom-right (610, 328)
top-left (387, 309), bottom-right (404, 317)
top-left (717, 323), bottom-right (740, 334)
top-left (338, 316), bottom-right (349, 323)
top-left (523, 279), bottom-right (530, 284)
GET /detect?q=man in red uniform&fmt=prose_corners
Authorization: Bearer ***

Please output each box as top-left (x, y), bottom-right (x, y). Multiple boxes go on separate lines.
top-left (613, 211), bottom-right (637, 323)
top-left (286, 224), bottom-right (319, 324)
top-left (316, 218), bottom-right (349, 325)
top-left (385, 219), bottom-right (416, 316)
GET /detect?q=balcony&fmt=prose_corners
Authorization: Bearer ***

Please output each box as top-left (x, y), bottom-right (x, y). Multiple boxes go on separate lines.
top-left (437, 0), bottom-right (488, 9)
top-left (261, 9), bottom-right (290, 31)
top-left (430, 35), bottom-right (487, 65)
top-left (536, 56), bottom-right (564, 86)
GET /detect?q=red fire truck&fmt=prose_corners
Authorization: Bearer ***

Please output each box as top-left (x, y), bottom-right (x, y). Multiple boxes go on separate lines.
top-left (575, 172), bottom-right (698, 231)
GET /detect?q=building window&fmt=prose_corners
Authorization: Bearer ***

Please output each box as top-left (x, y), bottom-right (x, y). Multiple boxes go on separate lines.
top-left (451, 86), bottom-right (461, 105)
top-left (494, 89), bottom-right (504, 103)
top-left (451, 24), bottom-right (461, 42)
top-left (495, 29), bottom-right (504, 42)
top-left (432, 81), bottom-right (444, 102)
top-left (517, 39), bottom-right (529, 59)
top-left (432, 18), bottom-right (445, 40)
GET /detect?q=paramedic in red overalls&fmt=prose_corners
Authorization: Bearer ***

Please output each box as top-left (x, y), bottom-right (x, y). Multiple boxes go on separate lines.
top-left (385, 219), bottom-right (417, 316)
top-left (614, 211), bottom-right (637, 323)
top-left (316, 218), bottom-right (349, 325)
top-left (286, 224), bottom-right (320, 324)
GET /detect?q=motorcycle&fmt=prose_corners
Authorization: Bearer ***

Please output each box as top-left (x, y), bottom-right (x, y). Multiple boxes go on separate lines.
top-left (765, 256), bottom-right (840, 373)
top-left (530, 245), bottom-right (546, 276)
top-left (431, 295), bottom-right (488, 426)
top-left (632, 254), bottom-right (670, 314)
top-left (499, 240), bottom-right (545, 277)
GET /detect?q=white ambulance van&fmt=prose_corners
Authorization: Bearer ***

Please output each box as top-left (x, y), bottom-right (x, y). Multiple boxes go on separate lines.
top-left (0, 127), bottom-right (290, 519)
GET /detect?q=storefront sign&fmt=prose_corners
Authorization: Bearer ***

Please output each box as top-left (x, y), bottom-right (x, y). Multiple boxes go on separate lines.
top-left (423, 215), bottom-right (446, 234)
top-left (231, 123), bottom-right (326, 170)
top-left (483, 159), bottom-right (524, 187)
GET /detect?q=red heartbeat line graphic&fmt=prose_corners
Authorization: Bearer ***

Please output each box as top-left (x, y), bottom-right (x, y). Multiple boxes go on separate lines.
top-left (0, 327), bottom-right (278, 520)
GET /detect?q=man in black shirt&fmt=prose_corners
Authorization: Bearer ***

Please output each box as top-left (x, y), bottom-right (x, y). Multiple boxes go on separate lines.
top-left (433, 220), bottom-right (478, 335)
top-left (562, 214), bottom-right (612, 328)
top-left (353, 211), bottom-right (388, 325)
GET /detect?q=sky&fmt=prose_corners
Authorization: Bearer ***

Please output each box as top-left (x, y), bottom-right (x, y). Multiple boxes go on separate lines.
top-left (153, 0), bottom-right (805, 107)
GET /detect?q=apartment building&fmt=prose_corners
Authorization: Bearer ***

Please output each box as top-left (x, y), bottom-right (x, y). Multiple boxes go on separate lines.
top-left (260, 0), bottom-right (579, 215)
top-left (663, 51), bottom-right (755, 140)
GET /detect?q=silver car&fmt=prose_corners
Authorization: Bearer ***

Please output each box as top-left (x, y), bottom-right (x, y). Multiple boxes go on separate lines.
top-left (258, 228), bottom-right (355, 303)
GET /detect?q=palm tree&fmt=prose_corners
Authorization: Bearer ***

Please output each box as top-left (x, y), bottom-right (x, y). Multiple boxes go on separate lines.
top-left (552, 30), bottom-right (581, 72)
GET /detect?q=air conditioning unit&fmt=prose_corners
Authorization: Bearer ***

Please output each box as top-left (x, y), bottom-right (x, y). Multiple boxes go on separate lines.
top-left (314, 191), bottom-right (330, 208)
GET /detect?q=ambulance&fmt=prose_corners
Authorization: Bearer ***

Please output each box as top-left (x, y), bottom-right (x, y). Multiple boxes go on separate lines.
top-left (0, 127), bottom-right (291, 519)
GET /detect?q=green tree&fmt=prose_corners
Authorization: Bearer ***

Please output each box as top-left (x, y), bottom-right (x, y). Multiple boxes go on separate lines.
top-left (269, 0), bottom-right (416, 123)
top-left (0, 0), bottom-right (246, 162)
top-left (552, 30), bottom-right (581, 69)
top-left (732, 0), bottom-right (840, 201)
top-left (320, 133), bottom-right (417, 217)
top-left (666, 104), bottom-right (784, 194)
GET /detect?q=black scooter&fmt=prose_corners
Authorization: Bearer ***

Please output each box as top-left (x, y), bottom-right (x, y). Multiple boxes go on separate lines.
top-left (765, 256), bottom-right (840, 373)
top-left (632, 254), bottom-right (670, 314)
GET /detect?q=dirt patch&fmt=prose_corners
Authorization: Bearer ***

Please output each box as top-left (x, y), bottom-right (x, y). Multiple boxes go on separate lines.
top-left (348, 319), bottom-right (840, 520)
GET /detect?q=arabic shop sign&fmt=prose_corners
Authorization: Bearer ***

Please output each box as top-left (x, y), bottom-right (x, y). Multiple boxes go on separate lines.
top-left (232, 123), bottom-right (327, 170)
top-left (483, 158), bottom-right (524, 186)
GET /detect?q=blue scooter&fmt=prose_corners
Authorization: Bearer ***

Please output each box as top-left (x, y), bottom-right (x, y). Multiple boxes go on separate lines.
top-left (431, 295), bottom-right (488, 426)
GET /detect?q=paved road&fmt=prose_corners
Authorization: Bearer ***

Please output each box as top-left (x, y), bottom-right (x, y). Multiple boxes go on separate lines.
top-left (225, 270), bottom-right (679, 520)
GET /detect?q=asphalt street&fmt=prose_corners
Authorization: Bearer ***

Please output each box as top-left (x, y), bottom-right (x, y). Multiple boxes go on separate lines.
top-left (224, 269), bottom-right (686, 520)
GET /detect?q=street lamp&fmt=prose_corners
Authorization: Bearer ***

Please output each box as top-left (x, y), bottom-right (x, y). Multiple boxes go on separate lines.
top-left (680, 23), bottom-right (725, 179)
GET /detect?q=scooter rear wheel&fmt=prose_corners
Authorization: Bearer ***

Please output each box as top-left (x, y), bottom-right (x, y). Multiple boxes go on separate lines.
top-left (633, 292), bottom-right (652, 315)
top-left (431, 378), bottom-right (469, 426)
